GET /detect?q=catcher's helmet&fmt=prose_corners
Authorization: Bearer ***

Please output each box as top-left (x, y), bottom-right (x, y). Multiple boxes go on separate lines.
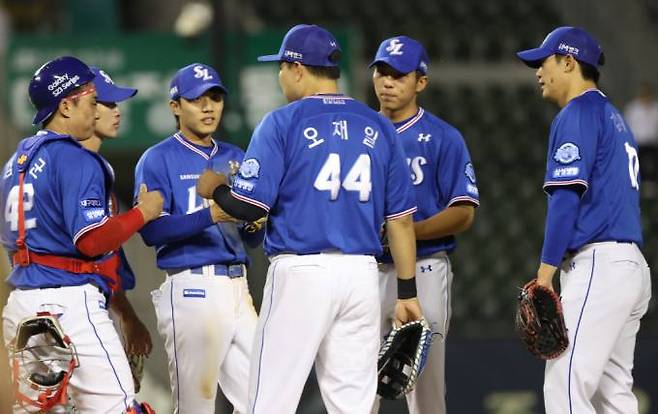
top-left (9, 312), bottom-right (79, 411)
top-left (28, 56), bottom-right (95, 126)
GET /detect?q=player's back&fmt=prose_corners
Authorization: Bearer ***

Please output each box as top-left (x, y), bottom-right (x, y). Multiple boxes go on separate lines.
top-left (550, 90), bottom-right (643, 248)
top-left (235, 94), bottom-right (415, 256)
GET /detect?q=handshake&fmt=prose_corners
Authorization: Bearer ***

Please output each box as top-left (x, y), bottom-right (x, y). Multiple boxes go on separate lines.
top-left (135, 184), bottom-right (164, 223)
top-left (196, 169), bottom-right (266, 232)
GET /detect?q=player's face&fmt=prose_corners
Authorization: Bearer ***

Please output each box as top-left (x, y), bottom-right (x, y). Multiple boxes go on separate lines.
top-left (94, 102), bottom-right (121, 140)
top-left (372, 64), bottom-right (426, 113)
top-left (64, 83), bottom-right (98, 141)
top-left (536, 55), bottom-right (568, 104)
top-left (173, 89), bottom-right (224, 139)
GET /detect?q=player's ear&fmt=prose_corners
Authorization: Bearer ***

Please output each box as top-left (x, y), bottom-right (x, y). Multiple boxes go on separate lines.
top-left (415, 74), bottom-right (428, 93)
top-left (57, 98), bottom-right (73, 119)
top-left (169, 99), bottom-right (181, 116)
top-left (293, 62), bottom-right (304, 82)
top-left (563, 55), bottom-right (577, 74)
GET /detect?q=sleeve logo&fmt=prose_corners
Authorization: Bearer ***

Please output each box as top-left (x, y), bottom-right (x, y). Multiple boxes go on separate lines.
top-left (80, 198), bottom-right (103, 208)
top-left (464, 162), bottom-right (476, 183)
top-left (239, 158), bottom-right (260, 179)
top-left (554, 142), bottom-right (581, 164)
top-left (83, 208), bottom-right (105, 222)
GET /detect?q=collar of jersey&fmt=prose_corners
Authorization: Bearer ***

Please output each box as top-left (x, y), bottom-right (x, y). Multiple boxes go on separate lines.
top-left (174, 132), bottom-right (218, 160)
top-left (303, 93), bottom-right (353, 100)
top-left (395, 107), bottom-right (425, 134)
top-left (578, 88), bottom-right (606, 98)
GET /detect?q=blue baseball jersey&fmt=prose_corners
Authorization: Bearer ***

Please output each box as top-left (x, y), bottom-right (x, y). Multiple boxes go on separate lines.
top-left (134, 133), bottom-right (252, 270)
top-left (543, 89), bottom-right (643, 249)
top-left (230, 94), bottom-right (417, 256)
top-left (0, 131), bottom-right (115, 294)
top-left (382, 108), bottom-right (479, 261)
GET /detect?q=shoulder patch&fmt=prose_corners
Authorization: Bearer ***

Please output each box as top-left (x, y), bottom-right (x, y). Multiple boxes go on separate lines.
top-left (239, 158), bottom-right (260, 179)
top-left (464, 162), bottom-right (476, 183)
top-left (554, 142), bottom-right (581, 164)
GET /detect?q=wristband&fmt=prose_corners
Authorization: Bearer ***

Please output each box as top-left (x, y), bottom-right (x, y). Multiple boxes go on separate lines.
top-left (397, 277), bottom-right (417, 299)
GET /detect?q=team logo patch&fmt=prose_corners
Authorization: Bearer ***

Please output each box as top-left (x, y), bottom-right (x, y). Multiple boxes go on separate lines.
top-left (83, 208), bottom-right (105, 222)
top-left (464, 163), bottom-right (476, 183)
top-left (239, 158), bottom-right (260, 179)
top-left (554, 142), bottom-right (581, 164)
top-left (17, 154), bottom-right (28, 165)
top-left (80, 198), bottom-right (103, 208)
top-left (183, 289), bottom-right (206, 298)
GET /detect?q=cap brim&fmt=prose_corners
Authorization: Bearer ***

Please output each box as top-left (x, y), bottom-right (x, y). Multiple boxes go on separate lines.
top-left (97, 86), bottom-right (138, 104)
top-left (179, 83), bottom-right (228, 99)
top-left (368, 58), bottom-right (415, 75)
top-left (516, 48), bottom-right (552, 68)
top-left (257, 54), bottom-right (282, 62)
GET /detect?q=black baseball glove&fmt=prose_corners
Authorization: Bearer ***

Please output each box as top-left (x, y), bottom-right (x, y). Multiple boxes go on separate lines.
top-left (515, 279), bottom-right (569, 360)
top-left (377, 319), bottom-right (433, 400)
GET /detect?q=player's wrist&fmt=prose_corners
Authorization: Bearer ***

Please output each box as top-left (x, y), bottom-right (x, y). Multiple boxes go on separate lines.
top-left (397, 276), bottom-right (417, 299)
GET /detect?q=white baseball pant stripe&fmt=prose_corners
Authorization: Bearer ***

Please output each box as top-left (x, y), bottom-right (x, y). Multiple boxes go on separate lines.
top-left (544, 242), bottom-right (651, 414)
top-left (152, 270), bottom-right (256, 414)
top-left (249, 253), bottom-right (380, 414)
top-left (374, 251), bottom-right (452, 414)
top-left (3, 284), bottom-right (135, 413)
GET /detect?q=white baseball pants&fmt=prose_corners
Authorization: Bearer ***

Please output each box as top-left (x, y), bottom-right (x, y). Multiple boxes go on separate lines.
top-left (152, 269), bottom-right (257, 414)
top-left (544, 242), bottom-right (651, 414)
top-left (374, 252), bottom-right (452, 414)
top-left (248, 253), bottom-right (380, 414)
top-left (3, 284), bottom-right (135, 413)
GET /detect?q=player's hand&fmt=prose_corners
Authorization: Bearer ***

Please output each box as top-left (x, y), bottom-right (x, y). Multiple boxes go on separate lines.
top-left (394, 297), bottom-right (423, 327)
top-left (210, 203), bottom-right (240, 223)
top-left (536, 263), bottom-right (558, 291)
top-left (136, 184), bottom-right (164, 223)
top-left (197, 169), bottom-right (228, 199)
top-left (121, 316), bottom-right (153, 357)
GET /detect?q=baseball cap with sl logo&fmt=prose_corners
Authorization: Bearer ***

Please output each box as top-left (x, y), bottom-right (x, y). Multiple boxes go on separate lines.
top-left (169, 63), bottom-right (228, 100)
top-left (257, 24), bottom-right (342, 67)
top-left (90, 67), bottom-right (137, 103)
top-left (516, 26), bottom-right (604, 69)
top-left (369, 36), bottom-right (429, 75)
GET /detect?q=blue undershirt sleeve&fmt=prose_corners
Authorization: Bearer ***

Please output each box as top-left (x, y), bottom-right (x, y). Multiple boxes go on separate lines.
top-left (540, 187), bottom-right (581, 267)
top-left (139, 208), bottom-right (214, 246)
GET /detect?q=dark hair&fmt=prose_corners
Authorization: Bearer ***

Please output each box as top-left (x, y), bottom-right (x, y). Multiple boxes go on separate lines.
top-left (305, 65), bottom-right (341, 80)
top-left (555, 54), bottom-right (601, 83)
top-left (302, 49), bottom-right (342, 80)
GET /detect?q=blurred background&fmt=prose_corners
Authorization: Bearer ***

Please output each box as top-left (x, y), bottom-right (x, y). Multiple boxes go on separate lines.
top-left (0, 0), bottom-right (657, 413)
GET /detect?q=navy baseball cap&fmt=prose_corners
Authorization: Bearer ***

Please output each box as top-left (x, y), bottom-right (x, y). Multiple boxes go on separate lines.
top-left (369, 36), bottom-right (429, 75)
top-left (169, 63), bottom-right (228, 100)
top-left (91, 67), bottom-right (137, 103)
top-left (257, 24), bottom-right (341, 67)
top-left (516, 26), bottom-right (604, 69)
top-left (28, 56), bottom-right (95, 125)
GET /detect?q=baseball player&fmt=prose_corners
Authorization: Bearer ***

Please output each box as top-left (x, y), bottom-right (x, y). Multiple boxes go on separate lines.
top-left (134, 63), bottom-right (262, 413)
top-left (80, 67), bottom-right (153, 374)
top-left (196, 24), bottom-right (423, 414)
top-left (0, 56), bottom-right (163, 413)
top-left (517, 27), bottom-right (652, 413)
top-left (369, 36), bottom-right (479, 414)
